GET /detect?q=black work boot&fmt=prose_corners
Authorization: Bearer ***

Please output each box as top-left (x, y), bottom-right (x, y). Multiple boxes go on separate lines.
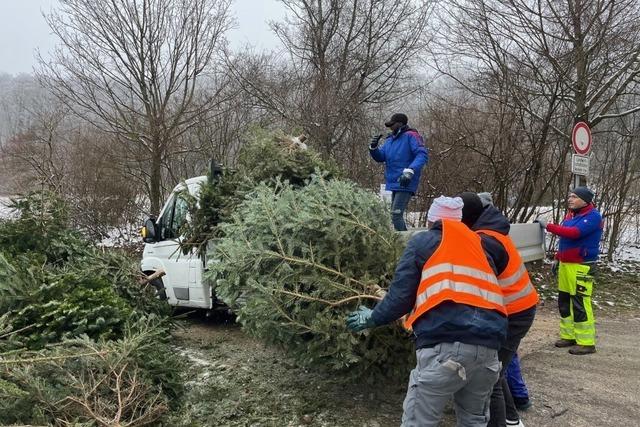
top-left (569, 345), bottom-right (596, 355)
top-left (554, 338), bottom-right (576, 348)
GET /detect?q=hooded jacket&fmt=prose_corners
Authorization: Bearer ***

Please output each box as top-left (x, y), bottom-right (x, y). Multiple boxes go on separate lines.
top-left (471, 205), bottom-right (511, 274)
top-left (370, 220), bottom-right (507, 350)
top-left (472, 205), bottom-right (537, 319)
top-left (369, 125), bottom-right (428, 193)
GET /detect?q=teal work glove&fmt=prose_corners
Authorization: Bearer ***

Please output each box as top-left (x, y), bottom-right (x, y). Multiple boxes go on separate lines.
top-left (346, 306), bottom-right (376, 332)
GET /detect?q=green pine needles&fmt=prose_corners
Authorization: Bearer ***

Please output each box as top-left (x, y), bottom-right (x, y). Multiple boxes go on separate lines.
top-left (180, 129), bottom-right (341, 255)
top-left (0, 192), bottom-right (181, 425)
top-left (208, 176), bottom-right (415, 380)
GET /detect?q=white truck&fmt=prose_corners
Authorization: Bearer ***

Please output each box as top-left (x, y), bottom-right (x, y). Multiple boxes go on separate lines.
top-left (140, 176), bottom-right (546, 310)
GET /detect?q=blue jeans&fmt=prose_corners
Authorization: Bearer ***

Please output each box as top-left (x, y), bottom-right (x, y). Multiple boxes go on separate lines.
top-left (506, 354), bottom-right (529, 400)
top-left (391, 191), bottom-right (412, 231)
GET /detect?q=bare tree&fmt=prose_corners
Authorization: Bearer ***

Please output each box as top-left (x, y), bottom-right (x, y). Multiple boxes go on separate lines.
top-left (0, 86), bottom-right (71, 194)
top-left (590, 111), bottom-right (640, 260)
top-left (232, 0), bottom-right (433, 158)
top-left (430, 0), bottom-right (640, 223)
top-left (38, 0), bottom-right (232, 215)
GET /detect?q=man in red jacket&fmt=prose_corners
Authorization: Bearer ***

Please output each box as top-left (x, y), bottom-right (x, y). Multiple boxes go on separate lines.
top-left (536, 186), bottom-right (603, 355)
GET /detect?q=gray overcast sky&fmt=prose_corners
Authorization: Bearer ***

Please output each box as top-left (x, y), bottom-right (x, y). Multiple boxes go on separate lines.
top-left (0, 0), bottom-right (284, 76)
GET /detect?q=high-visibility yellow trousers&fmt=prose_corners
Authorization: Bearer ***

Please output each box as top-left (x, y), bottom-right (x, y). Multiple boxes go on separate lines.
top-left (558, 262), bottom-right (596, 346)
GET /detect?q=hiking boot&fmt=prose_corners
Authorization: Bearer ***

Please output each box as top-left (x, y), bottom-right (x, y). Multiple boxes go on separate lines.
top-left (554, 338), bottom-right (576, 348)
top-left (569, 345), bottom-right (596, 355)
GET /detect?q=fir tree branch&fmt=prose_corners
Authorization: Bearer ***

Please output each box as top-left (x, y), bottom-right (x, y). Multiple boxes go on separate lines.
top-left (275, 289), bottom-right (382, 306)
top-left (341, 210), bottom-right (394, 249)
top-left (270, 295), bottom-right (313, 332)
top-left (0, 324), bottom-right (34, 339)
top-left (0, 350), bottom-right (108, 365)
top-left (264, 250), bottom-right (372, 291)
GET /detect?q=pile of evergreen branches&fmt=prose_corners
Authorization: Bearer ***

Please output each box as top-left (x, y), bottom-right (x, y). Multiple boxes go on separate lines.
top-left (0, 192), bottom-right (182, 425)
top-left (176, 129), bottom-right (416, 381)
top-left (180, 129), bottom-right (340, 254)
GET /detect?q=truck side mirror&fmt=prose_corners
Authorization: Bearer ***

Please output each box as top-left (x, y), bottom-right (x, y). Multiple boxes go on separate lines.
top-left (209, 158), bottom-right (223, 184)
top-left (141, 216), bottom-right (158, 243)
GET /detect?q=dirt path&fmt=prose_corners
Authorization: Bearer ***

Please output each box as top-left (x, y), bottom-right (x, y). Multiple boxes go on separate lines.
top-left (171, 306), bottom-right (640, 426)
top-left (514, 304), bottom-right (640, 427)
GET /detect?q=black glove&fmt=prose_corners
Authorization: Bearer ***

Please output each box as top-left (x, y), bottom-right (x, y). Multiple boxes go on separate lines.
top-left (534, 217), bottom-right (548, 229)
top-left (369, 134), bottom-right (383, 149)
top-left (398, 168), bottom-right (414, 188)
top-left (551, 260), bottom-right (559, 276)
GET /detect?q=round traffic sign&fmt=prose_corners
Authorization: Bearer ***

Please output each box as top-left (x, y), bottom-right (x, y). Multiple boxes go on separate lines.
top-left (572, 122), bottom-right (592, 155)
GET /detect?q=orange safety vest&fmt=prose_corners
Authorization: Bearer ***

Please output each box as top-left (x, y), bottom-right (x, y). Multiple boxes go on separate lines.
top-left (478, 229), bottom-right (539, 315)
top-left (404, 220), bottom-right (507, 330)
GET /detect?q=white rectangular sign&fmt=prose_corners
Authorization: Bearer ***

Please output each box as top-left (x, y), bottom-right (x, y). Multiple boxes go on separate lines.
top-left (571, 154), bottom-right (590, 175)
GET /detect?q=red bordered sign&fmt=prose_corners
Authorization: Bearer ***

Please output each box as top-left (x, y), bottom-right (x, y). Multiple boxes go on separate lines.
top-left (572, 122), bottom-right (592, 155)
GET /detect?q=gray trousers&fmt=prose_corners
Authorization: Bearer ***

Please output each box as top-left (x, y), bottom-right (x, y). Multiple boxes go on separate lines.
top-left (402, 342), bottom-right (501, 427)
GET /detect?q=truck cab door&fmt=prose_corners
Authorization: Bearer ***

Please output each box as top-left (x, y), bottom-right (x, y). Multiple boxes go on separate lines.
top-left (149, 193), bottom-right (206, 307)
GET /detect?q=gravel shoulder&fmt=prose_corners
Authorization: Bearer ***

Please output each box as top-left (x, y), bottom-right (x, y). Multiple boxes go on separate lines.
top-left (169, 304), bottom-right (640, 427)
top-left (515, 304), bottom-right (640, 427)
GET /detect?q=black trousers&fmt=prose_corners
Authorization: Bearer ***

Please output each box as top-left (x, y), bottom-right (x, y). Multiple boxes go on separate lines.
top-left (488, 307), bottom-right (536, 427)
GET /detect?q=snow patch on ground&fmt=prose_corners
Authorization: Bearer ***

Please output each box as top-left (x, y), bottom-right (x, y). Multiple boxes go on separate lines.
top-left (178, 347), bottom-right (214, 368)
top-left (176, 346), bottom-right (226, 387)
top-left (98, 225), bottom-right (143, 248)
top-left (0, 196), bottom-right (17, 219)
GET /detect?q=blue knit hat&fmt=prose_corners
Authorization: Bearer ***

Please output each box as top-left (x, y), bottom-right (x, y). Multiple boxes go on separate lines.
top-left (571, 186), bottom-right (595, 204)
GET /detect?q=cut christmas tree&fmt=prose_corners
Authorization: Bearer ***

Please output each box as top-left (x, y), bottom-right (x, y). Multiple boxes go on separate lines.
top-left (180, 129), bottom-right (340, 255)
top-left (207, 176), bottom-right (415, 381)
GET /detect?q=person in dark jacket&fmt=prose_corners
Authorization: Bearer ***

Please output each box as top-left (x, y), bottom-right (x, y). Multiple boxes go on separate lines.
top-left (460, 192), bottom-right (538, 427)
top-left (369, 113), bottom-right (429, 231)
top-left (536, 186), bottom-right (603, 355)
top-left (346, 196), bottom-right (506, 427)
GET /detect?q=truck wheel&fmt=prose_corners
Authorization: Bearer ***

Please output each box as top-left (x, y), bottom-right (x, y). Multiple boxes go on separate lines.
top-left (148, 277), bottom-right (168, 301)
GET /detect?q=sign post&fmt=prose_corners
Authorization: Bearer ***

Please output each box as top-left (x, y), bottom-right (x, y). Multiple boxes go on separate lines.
top-left (571, 122), bottom-right (592, 187)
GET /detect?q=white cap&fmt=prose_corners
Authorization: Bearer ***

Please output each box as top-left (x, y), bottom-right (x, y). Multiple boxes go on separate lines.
top-left (427, 196), bottom-right (464, 223)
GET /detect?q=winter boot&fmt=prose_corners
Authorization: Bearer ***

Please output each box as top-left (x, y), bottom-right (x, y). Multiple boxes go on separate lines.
top-left (554, 338), bottom-right (576, 348)
top-left (569, 345), bottom-right (596, 355)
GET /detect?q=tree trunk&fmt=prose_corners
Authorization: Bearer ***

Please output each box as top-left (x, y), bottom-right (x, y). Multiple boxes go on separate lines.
top-left (150, 143), bottom-right (163, 216)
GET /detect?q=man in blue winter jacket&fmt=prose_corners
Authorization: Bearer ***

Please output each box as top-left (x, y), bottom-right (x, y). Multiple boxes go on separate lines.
top-left (537, 186), bottom-right (603, 355)
top-left (369, 113), bottom-right (428, 231)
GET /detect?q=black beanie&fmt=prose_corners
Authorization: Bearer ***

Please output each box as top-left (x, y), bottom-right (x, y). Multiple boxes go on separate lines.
top-left (460, 192), bottom-right (484, 227)
top-left (571, 186), bottom-right (595, 204)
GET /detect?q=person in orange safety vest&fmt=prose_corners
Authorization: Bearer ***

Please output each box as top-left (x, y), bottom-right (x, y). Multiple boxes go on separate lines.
top-left (347, 195), bottom-right (507, 427)
top-left (461, 192), bottom-right (538, 427)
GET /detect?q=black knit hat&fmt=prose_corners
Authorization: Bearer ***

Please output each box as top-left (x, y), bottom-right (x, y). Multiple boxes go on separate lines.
top-left (571, 186), bottom-right (595, 204)
top-left (460, 192), bottom-right (484, 228)
top-left (384, 113), bottom-right (408, 128)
